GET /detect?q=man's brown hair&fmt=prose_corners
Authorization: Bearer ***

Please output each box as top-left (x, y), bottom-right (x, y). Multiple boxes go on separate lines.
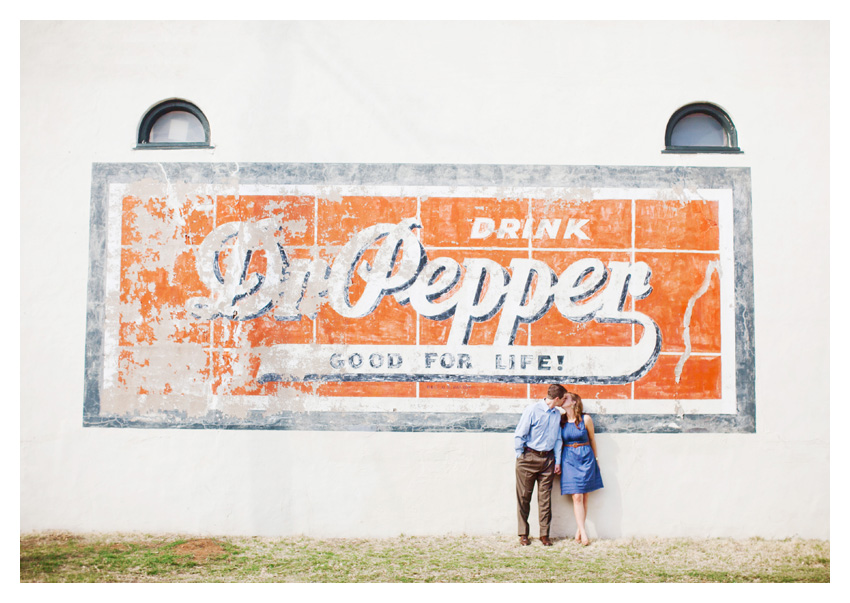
top-left (547, 384), bottom-right (567, 400)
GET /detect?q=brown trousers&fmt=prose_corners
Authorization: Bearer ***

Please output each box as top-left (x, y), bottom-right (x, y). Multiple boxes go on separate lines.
top-left (515, 449), bottom-right (556, 538)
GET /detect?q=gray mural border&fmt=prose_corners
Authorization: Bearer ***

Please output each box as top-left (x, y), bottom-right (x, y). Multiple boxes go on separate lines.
top-left (84, 162), bottom-right (755, 433)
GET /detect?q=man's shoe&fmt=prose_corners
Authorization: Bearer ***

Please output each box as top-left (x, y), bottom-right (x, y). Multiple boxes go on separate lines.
top-left (540, 536), bottom-right (553, 546)
top-left (519, 535), bottom-right (530, 546)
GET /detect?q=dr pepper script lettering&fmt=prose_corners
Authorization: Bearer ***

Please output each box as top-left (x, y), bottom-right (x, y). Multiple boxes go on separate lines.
top-left (186, 217), bottom-right (660, 384)
top-left (86, 164), bottom-right (753, 432)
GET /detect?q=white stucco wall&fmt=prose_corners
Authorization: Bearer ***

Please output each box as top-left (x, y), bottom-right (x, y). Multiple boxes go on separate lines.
top-left (20, 21), bottom-right (829, 539)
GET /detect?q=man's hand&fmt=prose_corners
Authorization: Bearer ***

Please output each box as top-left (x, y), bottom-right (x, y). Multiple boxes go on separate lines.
top-left (554, 464), bottom-right (561, 475)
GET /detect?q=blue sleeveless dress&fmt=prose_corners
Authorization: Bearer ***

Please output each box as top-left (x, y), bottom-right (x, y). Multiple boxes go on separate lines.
top-left (558, 418), bottom-right (604, 495)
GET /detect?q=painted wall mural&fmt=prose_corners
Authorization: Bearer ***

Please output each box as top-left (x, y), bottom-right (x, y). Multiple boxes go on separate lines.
top-left (84, 164), bottom-right (754, 432)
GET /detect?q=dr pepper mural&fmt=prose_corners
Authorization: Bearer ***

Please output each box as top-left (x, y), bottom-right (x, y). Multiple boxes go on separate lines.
top-left (84, 164), bottom-right (755, 432)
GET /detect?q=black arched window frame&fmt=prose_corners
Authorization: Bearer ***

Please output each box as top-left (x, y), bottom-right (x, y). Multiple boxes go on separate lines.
top-left (663, 102), bottom-right (741, 154)
top-left (136, 99), bottom-right (213, 150)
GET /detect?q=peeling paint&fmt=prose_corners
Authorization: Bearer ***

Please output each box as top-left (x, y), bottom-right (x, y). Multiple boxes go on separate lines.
top-left (84, 163), bottom-right (755, 433)
top-left (675, 260), bottom-right (721, 384)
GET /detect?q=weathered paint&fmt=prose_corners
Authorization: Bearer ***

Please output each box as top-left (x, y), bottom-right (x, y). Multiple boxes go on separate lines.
top-left (85, 163), bottom-right (754, 433)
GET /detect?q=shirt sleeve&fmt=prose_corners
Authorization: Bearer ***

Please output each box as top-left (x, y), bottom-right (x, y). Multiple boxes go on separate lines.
top-left (514, 406), bottom-right (533, 458)
top-left (554, 424), bottom-right (563, 465)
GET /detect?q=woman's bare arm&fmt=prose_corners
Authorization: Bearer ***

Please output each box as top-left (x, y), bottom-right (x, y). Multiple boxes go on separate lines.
top-left (585, 415), bottom-right (599, 461)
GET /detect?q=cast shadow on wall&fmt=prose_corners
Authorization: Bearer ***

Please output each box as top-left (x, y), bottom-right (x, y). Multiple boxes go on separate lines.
top-left (550, 435), bottom-right (622, 540)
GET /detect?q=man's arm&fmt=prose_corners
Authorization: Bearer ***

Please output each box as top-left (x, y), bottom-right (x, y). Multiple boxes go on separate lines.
top-left (553, 424), bottom-right (563, 473)
top-left (513, 406), bottom-right (533, 458)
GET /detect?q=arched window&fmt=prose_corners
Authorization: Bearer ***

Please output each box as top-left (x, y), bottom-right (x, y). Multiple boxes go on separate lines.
top-left (663, 102), bottom-right (741, 154)
top-left (136, 99), bottom-right (212, 149)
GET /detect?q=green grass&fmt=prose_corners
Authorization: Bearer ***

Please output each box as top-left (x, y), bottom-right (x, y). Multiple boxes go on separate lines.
top-left (20, 532), bottom-right (829, 583)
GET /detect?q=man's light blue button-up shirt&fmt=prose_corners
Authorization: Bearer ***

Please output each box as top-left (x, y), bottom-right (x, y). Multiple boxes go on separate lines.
top-left (514, 400), bottom-right (562, 458)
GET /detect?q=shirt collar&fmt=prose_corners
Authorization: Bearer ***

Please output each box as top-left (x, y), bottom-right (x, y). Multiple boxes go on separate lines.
top-left (539, 399), bottom-right (557, 412)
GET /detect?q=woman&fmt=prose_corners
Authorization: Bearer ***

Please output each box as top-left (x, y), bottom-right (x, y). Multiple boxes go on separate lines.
top-left (554, 392), bottom-right (603, 545)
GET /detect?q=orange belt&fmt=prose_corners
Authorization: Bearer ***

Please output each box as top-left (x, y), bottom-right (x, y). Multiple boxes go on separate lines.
top-left (566, 442), bottom-right (589, 448)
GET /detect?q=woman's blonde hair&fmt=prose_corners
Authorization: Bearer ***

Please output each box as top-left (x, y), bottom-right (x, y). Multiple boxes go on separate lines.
top-left (561, 392), bottom-right (584, 428)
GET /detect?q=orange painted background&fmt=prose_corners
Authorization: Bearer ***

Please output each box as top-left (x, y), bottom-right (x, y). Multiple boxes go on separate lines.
top-left (111, 192), bottom-right (723, 416)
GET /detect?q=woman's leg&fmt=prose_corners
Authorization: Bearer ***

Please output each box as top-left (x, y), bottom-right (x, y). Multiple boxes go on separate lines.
top-left (574, 493), bottom-right (588, 540)
top-left (581, 492), bottom-right (590, 546)
top-left (571, 493), bottom-right (588, 545)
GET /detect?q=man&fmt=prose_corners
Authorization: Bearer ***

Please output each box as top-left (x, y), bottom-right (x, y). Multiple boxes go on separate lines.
top-left (513, 383), bottom-right (567, 546)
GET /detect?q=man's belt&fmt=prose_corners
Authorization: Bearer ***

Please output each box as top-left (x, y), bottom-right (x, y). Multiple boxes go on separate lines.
top-left (523, 446), bottom-right (553, 455)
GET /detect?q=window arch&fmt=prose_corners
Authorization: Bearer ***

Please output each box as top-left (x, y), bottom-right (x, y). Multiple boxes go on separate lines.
top-left (136, 99), bottom-right (212, 149)
top-left (663, 102), bottom-right (741, 154)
